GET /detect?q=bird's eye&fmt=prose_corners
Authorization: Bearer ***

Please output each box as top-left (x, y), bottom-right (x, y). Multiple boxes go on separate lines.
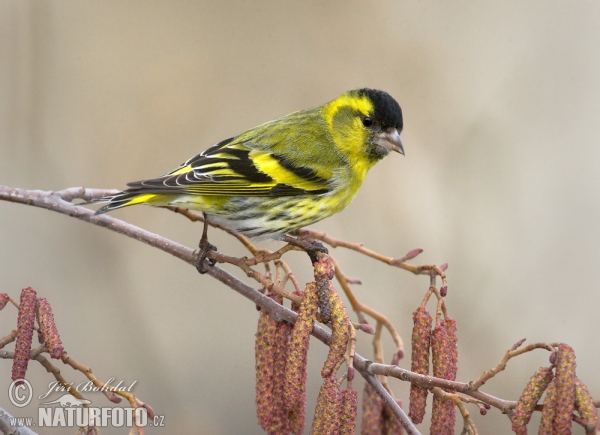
top-left (362, 116), bottom-right (373, 127)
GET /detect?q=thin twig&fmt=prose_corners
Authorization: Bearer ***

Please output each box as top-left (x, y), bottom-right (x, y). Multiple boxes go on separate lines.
top-left (300, 228), bottom-right (447, 281)
top-left (346, 322), bottom-right (357, 390)
top-left (0, 330), bottom-right (18, 349)
top-left (470, 340), bottom-right (560, 391)
top-left (210, 251), bottom-right (301, 303)
top-left (33, 353), bottom-right (89, 402)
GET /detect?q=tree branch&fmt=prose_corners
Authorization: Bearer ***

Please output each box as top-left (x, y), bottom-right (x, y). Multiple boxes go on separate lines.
top-left (0, 185), bottom-right (419, 433)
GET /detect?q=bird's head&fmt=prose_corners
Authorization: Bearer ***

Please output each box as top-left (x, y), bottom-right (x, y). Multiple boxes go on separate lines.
top-left (323, 88), bottom-right (404, 168)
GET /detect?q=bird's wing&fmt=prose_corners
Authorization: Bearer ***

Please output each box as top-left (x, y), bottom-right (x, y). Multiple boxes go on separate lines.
top-left (126, 136), bottom-right (332, 197)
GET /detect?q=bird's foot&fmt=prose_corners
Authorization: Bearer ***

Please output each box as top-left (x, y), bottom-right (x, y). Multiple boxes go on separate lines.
top-left (196, 238), bottom-right (218, 274)
top-left (283, 235), bottom-right (329, 264)
top-left (305, 240), bottom-right (328, 264)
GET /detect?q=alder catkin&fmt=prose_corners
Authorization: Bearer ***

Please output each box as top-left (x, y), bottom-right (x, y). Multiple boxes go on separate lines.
top-left (310, 376), bottom-right (342, 434)
top-left (553, 343), bottom-right (576, 434)
top-left (313, 257), bottom-right (335, 323)
top-left (443, 318), bottom-right (458, 381)
top-left (284, 283), bottom-right (318, 411)
top-left (430, 319), bottom-right (458, 434)
top-left (321, 285), bottom-right (350, 378)
top-left (574, 377), bottom-right (598, 430)
top-left (431, 393), bottom-right (454, 435)
top-left (408, 306), bottom-right (432, 424)
top-left (255, 307), bottom-right (278, 431)
top-left (271, 320), bottom-right (293, 434)
top-left (12, 287), bottom-right (37, 384)
top-left (538, 379), bottom-right (557, 435)
top-left (339, 388), bottom-right (358, 435)
top-left (361, 383), bottom-right (385, 435)
top-left (36, 298), bottom-right (64, 359)
top-left (511, 366), bottom-right (554, 434)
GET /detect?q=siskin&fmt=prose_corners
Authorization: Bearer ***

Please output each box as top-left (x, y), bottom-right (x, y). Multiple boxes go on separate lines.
top-left (94, 88), bottom-right (404, 269)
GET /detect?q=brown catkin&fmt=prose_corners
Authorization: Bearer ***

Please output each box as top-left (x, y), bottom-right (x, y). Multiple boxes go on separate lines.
top-left (361, 383), bottom-right (385, 435)
top-left (321, 284), bottom-right (350, 378)
top-left (287, 288), bottom-right (307, 435)
top-left (255, 308), bottom-right (278, 431)
top-left (431, 394), bottom-right (454, 435)
top-left (36, 298), bottom-right (64, 359)
top-left (443, 318), bottom-right (458, 381)
top-left (553, 343), bottom-right (576, 434)
top-left (431, 322), bottom-right (456, 381)
top-left (430, 322), bottom-right (457, 434)
top-left (271, 320), bottom-right (293, 434)
top-left (339, 389), bottom-right (358, 435)
top-left (288, 407), bottom-right (305, 435)
top-left (408, 306), bottom-right (432, 424)
top-left (310, 376), bottom-right (342, 434)
top-left (511, 366), bottom-right (554, 434)
top-left (539, 379), bottom-right (558, 435)
top-left (284, 283), bottom-right (318, 411)
top-left (12, 287), bottom-right (37, 383)
top-left (314, 258), bottom-right (333, 324)
top-left (574, 377), bottom-right (598, 429)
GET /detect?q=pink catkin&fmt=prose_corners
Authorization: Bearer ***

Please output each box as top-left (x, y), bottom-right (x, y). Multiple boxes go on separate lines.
top-left (339, 389), bottom-right (358, 435)
top-left (553, 343), bottom-right (576, 434)
top-left (271, 320), bottom-right (294, 434)
top-left (574, 377), bottom-right (598, 429)
top-left (538, 379), bottom-right (557, 434)
top-left (431, 394), bottom-right (453, 435)
top-left (310, 377), bottom-right (342, 434)
top-left (12, 287), bottom-right (37, 383)
top-left (36, 298), bottom-right (64, 359)
top-left (511, 366), bottom-right (554, 434)
top-left (321, 285), bottom-right (350, 379)
top-left (443, 318), bottom-right (458, 381)
top-left (256, 293), bottom-right (301, 434)
top-left (284, 283), bottom-right (318, 412)
top-left (255, 309), bottom-right (277, 431)
top-left (361, 383), bottom-right (385, 435)
top-left (408, 306), bottom-right (432, 424)
top-left (430, 319), bottom-right (458, 434)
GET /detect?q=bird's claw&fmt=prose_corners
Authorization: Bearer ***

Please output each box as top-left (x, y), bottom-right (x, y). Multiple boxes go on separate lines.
top-left (283, 235), bottom-right (328, 264)
top-left (196, 240), bottom-right (218, 274)
top-left (306, 240), bottom-right (328, 264)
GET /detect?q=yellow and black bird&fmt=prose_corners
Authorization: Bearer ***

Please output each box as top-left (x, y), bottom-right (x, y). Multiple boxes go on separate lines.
top-left (94, 88), bottom-right (404, 271)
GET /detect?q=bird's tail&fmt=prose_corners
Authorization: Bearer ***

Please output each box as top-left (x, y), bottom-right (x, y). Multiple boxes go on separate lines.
top-left (92, 191), bottom-right (158, 215)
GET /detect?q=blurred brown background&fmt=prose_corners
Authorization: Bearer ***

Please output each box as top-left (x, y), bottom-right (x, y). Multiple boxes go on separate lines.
top-left (1, 1), bottom-right (599, 434)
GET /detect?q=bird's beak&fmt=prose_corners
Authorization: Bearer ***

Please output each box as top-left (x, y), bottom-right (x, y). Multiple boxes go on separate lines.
top-left (374, 127), bottom-right (404, 155)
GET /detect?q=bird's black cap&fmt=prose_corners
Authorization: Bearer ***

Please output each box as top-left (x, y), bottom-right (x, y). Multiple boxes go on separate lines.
top-left (354, 88), bottom-right (403, 130)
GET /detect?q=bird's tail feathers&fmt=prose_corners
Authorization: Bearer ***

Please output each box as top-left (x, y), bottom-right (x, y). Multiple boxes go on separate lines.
top-left (93, 192), bottom-right (156, 215)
